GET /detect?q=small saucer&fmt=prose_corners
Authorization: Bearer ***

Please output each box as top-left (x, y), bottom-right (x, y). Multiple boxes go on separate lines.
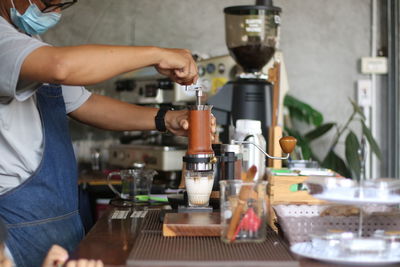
top-left (291, 242), bottom-right (400, 266)
top-left (312, 192), bottom-right (400, 205)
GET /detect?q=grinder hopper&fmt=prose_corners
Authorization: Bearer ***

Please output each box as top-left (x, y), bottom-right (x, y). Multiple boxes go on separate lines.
top-left (224, 4), bottom-right (281, 75)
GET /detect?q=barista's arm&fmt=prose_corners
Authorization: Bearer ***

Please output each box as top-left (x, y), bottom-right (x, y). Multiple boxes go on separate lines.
top-left (69, 94), bottom-right (190, 136)
top-left (20, 45), bottom-right (197, 85)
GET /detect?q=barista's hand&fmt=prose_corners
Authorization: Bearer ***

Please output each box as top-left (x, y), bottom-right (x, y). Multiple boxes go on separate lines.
top-left (65, 259), bottom-right (104, 267)
top-left (42, 245), bottom-right (68, 267)
top-left (155, 48), bottom-right (198, 85)
top-left (43, 245), bottom-right (103, 267)
top-left (165, 110), bottom-right (189, 136)
top-left (165, 110), bottom-right (216, 139)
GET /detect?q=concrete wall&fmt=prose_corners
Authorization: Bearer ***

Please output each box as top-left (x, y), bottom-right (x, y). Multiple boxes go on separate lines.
top-left (43, 0), bottom-right (372, 162)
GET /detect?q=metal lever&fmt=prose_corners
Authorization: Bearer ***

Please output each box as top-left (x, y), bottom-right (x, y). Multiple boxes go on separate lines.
top-left (185, 84), bottom-right (203, 105)
top-left (358, 136), bottom-right (366, 182)
top-left (233, 140), bottom-right (290, 160)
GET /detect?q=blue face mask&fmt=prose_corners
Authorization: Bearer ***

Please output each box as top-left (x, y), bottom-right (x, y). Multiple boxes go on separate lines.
top-left (10, 0), bottom-right (61, 35)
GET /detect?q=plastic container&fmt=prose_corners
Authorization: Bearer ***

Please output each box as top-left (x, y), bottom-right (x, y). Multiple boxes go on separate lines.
top-left (310, 231), bottom-right (354, 249)
top-left (304, 176), bottom-right (356, 196)
top-left (373, 230), bottom-right (400, 255)
top-left (287, 159), bottom-right (319, 169)
top-left (310, 231), bottom-right (354, 257)
top-left (340, 237), bottom-right (388, 257)
top-left (304, 177), bottom-right (400, 204)
top-left (234, 119), bottom-right (266, 181)
top-left (361, 178), bottom-right (400, 199)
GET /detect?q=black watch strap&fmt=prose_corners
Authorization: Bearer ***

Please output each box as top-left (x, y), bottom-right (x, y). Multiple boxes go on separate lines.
top-left (155, 106), bottom-right (171, 132)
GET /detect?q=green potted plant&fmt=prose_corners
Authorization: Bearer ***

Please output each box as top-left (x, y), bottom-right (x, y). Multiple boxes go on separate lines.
top-left (283, 94), bottom-right (381, 179)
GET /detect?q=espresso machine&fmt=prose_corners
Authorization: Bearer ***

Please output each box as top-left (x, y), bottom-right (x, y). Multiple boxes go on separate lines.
top-left (222, 1), bottom-right (281, 139)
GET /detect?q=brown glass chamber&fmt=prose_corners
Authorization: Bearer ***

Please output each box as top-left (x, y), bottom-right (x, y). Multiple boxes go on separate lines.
top-left (187, 106), bottom-right (213, 155)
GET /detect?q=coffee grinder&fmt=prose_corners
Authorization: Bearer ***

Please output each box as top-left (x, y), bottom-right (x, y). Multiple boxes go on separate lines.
top-left (224, 1), bottom-right (281, 138)
top-left (181, 85), bottom-right (216, 212)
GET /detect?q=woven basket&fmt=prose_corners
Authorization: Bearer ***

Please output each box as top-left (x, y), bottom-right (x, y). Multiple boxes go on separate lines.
top-left (273, 204), bottom-right (400, 245)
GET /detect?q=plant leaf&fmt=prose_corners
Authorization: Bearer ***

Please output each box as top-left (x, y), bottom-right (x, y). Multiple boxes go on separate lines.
top-left (361, 120), bottom-right (382, 160)
top-left (299, 141), bottom-right (313, 160)
top-left (284, 94), bottom-right (324, 126)
top-left (345, 131), bottom-right (361, 179)
top-left (350, 98), bottom-right (366, 120)
top-left (304, 123), bottom-right (335, 141)
top-left (321, 150), bottom-right (352, 178)
top-left (287, 106), bottom-right (306, 123)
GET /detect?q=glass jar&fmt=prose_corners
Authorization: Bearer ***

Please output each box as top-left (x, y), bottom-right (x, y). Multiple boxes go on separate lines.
top-left (185, 170), bottom-right (214, 207)
top-left (220, 180), bottom-right (267, 243)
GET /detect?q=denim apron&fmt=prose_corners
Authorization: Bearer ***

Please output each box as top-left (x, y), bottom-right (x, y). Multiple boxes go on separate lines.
top-left (0, 84), bottom-right (84, 267)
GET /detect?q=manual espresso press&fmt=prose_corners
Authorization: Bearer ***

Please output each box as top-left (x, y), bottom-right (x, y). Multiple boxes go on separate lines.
top-left (182, 85), bottom-right (216, 210)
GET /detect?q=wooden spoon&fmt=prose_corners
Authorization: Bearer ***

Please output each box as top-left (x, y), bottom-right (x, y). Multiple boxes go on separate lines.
top-left (226, 166), bottom-right (257, 242)
top-left (279, 136), bottom-right (297, 154)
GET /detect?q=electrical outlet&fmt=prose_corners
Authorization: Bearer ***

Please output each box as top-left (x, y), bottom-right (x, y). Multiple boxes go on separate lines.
top-left (357, 80), bottom-right (372, 107)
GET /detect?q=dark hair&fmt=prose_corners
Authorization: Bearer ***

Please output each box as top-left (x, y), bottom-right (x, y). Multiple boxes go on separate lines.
top-left (0, 219), bottom-right (7, 244)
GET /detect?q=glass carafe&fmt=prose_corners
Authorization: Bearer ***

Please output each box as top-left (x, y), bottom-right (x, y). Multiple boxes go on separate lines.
top-left (107, 168), bottom-right (157, 202)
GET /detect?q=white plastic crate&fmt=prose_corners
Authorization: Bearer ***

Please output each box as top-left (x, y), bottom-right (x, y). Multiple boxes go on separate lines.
top-left (273, 204), bottom-right (400, 245)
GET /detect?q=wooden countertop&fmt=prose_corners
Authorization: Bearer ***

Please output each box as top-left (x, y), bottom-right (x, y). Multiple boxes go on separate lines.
top-left (73, 206), bottom-right (392, 267)
top-left (78, 171), bottom-right (120, 186)
top-left (73, 207), bottom-right (137, 266)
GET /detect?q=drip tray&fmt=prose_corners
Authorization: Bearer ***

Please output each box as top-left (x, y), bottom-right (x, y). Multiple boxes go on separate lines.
top-left (127, 210), bottom-right (298, 267)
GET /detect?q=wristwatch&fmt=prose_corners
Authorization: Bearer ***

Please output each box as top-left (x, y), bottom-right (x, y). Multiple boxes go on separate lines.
top-left (155, 106), bottom-right (171, 132)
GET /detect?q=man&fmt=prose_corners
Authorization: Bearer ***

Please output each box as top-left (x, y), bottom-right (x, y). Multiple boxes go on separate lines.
top-left (0, 0), bottom-right (209, 266)
top-left (0, 220), bottom-right (12, 267)
top-left (0, 218), bottom-right (103, 267)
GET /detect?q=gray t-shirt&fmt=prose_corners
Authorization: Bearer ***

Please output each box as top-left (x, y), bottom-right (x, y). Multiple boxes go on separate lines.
top-left (0, 16), bottom-right (91, 194)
